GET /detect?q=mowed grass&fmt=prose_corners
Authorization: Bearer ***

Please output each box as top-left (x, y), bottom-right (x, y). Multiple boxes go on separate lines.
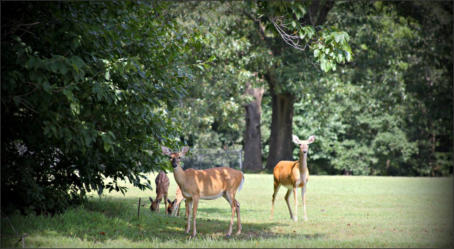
top-left (2, 173), bottom-right (453, 248)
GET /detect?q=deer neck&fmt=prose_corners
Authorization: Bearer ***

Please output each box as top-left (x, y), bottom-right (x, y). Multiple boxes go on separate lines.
top-left (299, 150), bottom-right (308, 173)
top-left (173, 164), bottom-right (186, 187)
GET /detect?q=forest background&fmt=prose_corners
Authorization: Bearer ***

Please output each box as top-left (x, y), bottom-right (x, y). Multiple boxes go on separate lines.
top-left (2, 0), bottom-right (452, 215)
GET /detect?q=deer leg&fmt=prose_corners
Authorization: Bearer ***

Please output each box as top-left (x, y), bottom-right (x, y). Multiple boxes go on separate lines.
top-left (270, 183), bottom-right (280, 219)
top-left (284, 189), bottom-right (294, 221)
top-left (190, 196), bottom-right (199, 238)
top-left (164, 194), bottom-right (168, 215)
top-left (234, 199), bottom-right (242, 235)
top-left (183, 199), bottom-right (188, 217)
top-left (171, 197), bottom-right (182, 216)
top-left (302, 182), bottom-right (308, 221)
top-left (293, 187), bottom-right (298, 222)
top-left (185, 198), bottom-right (193, 234)
top-left (224, 192), bottom-right (236, 237)
top-left (175, 201), bottom-right (181, 216)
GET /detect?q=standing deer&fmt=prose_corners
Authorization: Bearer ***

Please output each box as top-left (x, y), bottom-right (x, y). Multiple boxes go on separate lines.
top-left (167, 186), bottom-right (186, 216)
top-left (271, 135), bottom-right (315, 222)
top-left (161, 146), bottom-right (244, 238)
top-left (149, 171), bottom-right (170, 214)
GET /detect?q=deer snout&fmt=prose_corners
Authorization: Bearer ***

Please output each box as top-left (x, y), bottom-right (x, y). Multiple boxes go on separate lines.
top-left (171, 158), bottom-right (180, 168)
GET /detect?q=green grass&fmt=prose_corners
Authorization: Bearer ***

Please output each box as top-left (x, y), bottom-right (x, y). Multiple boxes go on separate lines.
top-left (2, 174), bottom-right (453, 248)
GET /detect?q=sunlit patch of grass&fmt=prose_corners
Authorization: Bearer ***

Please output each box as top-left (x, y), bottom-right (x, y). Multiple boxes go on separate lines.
top-left (1, 174), bottom-right (453, 248)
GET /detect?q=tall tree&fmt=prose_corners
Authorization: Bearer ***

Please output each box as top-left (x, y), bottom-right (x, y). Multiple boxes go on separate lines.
top-left (169, 1), bottom-right (269, 171)
top-left (246, 1), bottom-right (352, 170)
top-left (243, 82), bottom-right (265, 171)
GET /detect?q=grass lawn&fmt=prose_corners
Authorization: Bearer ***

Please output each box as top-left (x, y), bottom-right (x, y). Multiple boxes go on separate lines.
top-left (1, 173), bottom-right (453, 248)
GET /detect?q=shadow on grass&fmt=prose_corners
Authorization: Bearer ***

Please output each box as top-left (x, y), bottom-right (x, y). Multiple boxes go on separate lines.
top-left (1, 197), bottom-right (328, 246)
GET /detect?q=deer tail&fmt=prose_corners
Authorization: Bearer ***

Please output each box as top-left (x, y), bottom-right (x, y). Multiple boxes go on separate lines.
top-left (238, 175), bottom-right (245, 192)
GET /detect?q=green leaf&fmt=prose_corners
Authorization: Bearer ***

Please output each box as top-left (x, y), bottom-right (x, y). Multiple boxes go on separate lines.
top-left (43, 81), bottom-right (52, 93)
top-left (70, 102), bottom-right (80, 115)
top-left (345, 51), bottom-right (352, 62)
top-left (63, 88), bottom-right (74, 101)
top-left (291, 20), bottom-right (297, 28)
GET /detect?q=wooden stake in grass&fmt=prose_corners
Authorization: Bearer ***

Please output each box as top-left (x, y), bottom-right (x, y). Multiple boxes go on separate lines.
top-left (138, 197), bottom-right (141, 219)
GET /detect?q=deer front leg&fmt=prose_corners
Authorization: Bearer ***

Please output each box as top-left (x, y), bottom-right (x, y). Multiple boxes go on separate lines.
top-left (190, 196), bottom-right (199, 238)
top-left (293, 187), bottom-right (298, 222)
top-left (302, 182), bottom-right (308, 221)
top-left (185, 198), bottom-right (193, 234)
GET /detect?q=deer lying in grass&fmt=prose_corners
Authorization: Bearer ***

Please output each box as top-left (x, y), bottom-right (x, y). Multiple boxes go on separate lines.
top-left (161, 146), bottom-right (244, 238)
top-left (149, 171), bottom-right (170, 214)
top-left (271, 135), bottom-right (315, 222)
top-left (167, 186), bottom-right (186, 216)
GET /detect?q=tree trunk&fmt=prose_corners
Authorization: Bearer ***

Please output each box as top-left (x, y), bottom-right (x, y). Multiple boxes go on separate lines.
top-left (243, 84), bottom-right (264, 172)
top-left (430, 129), bottom-right (437, 176)
top-left (265, 90), bottom-right (295, 171)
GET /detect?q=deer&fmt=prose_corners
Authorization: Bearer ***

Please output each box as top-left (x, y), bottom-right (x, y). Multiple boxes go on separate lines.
top-left (167, 186), bottom-right (186, 216)
top-left (149, 170), bottom-right (170, 214)
top-left (270, 135), bottom-right (315, 222)
top-left (161, 145), bottom-right (245, 238)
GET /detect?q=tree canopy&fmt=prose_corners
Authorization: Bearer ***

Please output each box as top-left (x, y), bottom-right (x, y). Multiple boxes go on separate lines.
top-left (2, 1), bottom-right (199, 214)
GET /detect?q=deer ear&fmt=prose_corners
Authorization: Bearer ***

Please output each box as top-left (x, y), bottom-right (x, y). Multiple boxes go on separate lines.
top-left (149, 197), bottom-right (153, 202)
top-left (180, 146), bottom-right (189, 157)
top-left (307, 135), bottom-right (315, 144)
top-left (167, 198), bottom-right (171, 204)
top-left (292, 135), bottom-right (302, 145)
top-left (161, 146), bottom-right (172, 156)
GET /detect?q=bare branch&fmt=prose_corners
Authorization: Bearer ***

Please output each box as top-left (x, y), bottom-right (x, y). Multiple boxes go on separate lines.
top-left (269, 16), bottom-right (310, 51)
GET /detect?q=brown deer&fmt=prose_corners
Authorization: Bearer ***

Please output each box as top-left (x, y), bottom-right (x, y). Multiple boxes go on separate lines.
top-left (161, 145), bottom-right (244, 238)
top-left (167, 186), bottom-right (186, 216)
top-left (271, 135), bottom-right (315, 222)
top-left (149, 171), bottom-right (170, 214)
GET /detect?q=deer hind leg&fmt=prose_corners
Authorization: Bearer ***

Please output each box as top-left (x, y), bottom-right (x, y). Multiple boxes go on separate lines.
top-left (171, 196), bottom-right (183, 216)
top-left (176, 201), bottom-right (181, 216)
top-left (284, 189), bottom-right (295, 221)
top-left (223, 192), bottom-right (236, 237)
top-left (234, 199), bottom-right (242, 235)
top-left (270, 182), bottom-right (280, 219)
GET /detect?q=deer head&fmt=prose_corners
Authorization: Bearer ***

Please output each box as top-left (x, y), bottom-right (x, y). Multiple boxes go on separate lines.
top-left (166, 198), bottom-right (177, 214)
top-left (161, 146), bottom-right (189, 168)
top-left (292, 135), bottom-right (315, 154)
top-left (149, 197), bottom-right (158, 212)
